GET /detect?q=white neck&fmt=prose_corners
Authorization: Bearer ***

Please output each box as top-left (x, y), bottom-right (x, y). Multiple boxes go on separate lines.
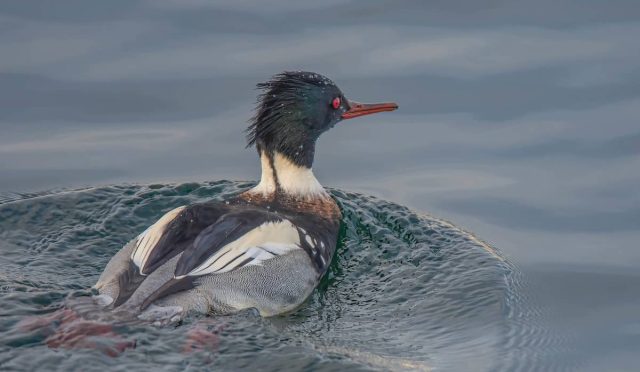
top-left (248, 151), bottom-right (327, 198)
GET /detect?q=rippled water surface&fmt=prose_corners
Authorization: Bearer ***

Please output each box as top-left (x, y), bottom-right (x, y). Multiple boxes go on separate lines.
top-left (0, 182), bottom-right (543, 371)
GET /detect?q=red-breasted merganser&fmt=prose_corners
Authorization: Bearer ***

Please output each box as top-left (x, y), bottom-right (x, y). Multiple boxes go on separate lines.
top-left (93, 71), bottom-right (398, 321)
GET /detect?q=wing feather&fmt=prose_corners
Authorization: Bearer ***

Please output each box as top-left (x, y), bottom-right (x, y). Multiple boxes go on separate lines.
top-left (131, 206), bottom-right (186, 273)
top-left (130, 202), bottom-right (228, 275)
top-left (140, 208), bottom-right (303, 309)
top-left (175, 210), bottom-right (302, 278)
top-left (112, 202), bottom-right (226, 308)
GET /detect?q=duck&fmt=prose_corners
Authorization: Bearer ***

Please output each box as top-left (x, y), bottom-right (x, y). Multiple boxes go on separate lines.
top-left (93, 71), bottom-right (398, 321)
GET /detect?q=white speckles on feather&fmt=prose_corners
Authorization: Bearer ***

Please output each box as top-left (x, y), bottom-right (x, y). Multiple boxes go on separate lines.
top-left (131, 206), bottom-right (185, 272)
top-left (305, 234), bottom-right (315, 248)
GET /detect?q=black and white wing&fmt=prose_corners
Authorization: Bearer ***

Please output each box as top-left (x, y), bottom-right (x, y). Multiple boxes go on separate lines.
top-left (131, 206), bottom-right (187, 275)
top-left (112, 202), bottom-right (227, 306)
top-left (140, 209), bottom-right (304, 309)
top-left (175, 209), bottom-right (303, 277)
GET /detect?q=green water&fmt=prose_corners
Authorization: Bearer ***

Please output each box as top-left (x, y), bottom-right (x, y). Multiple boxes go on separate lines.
top-left (0, 182), bottom-right (548, 371)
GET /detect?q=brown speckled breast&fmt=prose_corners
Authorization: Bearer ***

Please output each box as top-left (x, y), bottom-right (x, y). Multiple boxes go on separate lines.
top-left (238, 190), bottom-right (341, 222)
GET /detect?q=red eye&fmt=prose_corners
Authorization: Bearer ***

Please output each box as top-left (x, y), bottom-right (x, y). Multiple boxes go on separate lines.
top-left (332, 97), bottom-right (341, 109)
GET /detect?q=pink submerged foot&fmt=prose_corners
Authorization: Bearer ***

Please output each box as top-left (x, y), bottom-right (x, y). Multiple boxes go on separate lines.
top-left (45, 318), bottom-right (136, 356)
top-left (16, 308), bottom-right (78, 335)
top-left (16, 308), bottom-right (136, 357)
top-left (182, 322), bottom-right (225, 354)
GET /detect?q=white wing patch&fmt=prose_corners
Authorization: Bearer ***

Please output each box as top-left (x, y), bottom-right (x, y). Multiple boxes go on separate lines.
top-left (131, 206), bottom-right (185, 273)
top-left (179, 219), bottom-right (301, 278)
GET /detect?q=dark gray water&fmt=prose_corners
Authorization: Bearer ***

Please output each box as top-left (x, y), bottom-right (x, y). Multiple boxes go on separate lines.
top-left (1, 182), bottom-right (539, 371)
top-left (1, 0), bottom-right (639, 370)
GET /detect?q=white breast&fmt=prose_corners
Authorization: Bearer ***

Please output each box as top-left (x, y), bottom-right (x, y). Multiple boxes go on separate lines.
top-left (247, 151), bottom-right (327, 198)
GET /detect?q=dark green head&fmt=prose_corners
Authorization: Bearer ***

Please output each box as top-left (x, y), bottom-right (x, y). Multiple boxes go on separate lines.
top-left (246, 71), bottom-right (398, 168)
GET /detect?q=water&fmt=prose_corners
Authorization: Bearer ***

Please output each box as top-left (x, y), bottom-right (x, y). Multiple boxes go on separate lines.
top-left (1, 182), bottom-right (538, 371)
top-left (1, 0), bottom-right (640, 370)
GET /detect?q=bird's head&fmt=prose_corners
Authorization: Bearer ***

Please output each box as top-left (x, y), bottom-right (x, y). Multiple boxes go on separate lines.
top-left (246, 71), bottom-right (398, 168)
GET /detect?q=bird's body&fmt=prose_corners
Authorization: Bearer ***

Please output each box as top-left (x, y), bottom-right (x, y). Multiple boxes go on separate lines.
top-left (95, 182), bottom-right (340, 320)
top-left (93, 72), bottom-right (397, 321)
